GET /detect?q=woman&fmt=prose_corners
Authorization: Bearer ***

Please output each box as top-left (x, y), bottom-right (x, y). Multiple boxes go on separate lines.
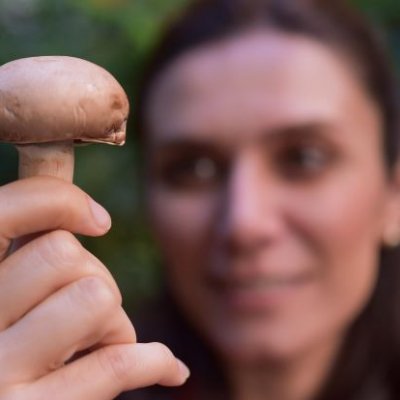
top-left (0, 0), bottom-right (399, 399)
top-left (120, 0), bottom-right (400, 399)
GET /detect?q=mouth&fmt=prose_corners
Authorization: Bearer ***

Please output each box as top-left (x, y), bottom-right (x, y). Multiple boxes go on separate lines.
top-left (208, 273), bottom-right (313, 313)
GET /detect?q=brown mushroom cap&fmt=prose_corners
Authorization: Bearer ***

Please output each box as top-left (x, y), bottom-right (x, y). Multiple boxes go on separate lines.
top-left (0, 56), bottom-right (129, 145)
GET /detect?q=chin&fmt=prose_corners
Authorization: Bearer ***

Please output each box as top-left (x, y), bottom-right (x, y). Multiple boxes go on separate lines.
top-left (208, 325), bottom-right (306, 365)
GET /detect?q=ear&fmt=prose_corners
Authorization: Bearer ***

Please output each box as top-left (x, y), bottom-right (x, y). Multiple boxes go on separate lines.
top-left (382, 162), bottom-right (400, 248)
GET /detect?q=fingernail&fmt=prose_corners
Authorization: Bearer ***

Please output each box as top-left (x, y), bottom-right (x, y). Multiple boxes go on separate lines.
top-left (87, 196), bottom-right (111, 230)
top-left (177, 359), bottom-right (190, 381)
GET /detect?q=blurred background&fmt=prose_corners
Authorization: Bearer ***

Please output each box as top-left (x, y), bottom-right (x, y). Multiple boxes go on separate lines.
top-left (0, 0), bottom-right (399, 310)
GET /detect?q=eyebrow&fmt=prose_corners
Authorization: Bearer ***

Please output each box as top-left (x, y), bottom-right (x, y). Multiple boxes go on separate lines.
top-left (147, 122), bottom-right (336, 154)
top-left (146, 137), bottom-right (223, 158)
top-left (262, 122), bottom-right (335, 144)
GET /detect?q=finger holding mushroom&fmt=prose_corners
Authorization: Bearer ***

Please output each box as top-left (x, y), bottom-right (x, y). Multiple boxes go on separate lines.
top-left (0, 57), bottom-right (190, 399)
top-left (0, 179), bottom-right (189, 400)
top-left (0, 56), bottom-right (129, 250)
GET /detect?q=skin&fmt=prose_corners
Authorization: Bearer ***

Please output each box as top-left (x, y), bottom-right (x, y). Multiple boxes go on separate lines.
top-left (0, 177), bottom-right (189, 399)
top-left (145, 30), bottom-right (400, 400)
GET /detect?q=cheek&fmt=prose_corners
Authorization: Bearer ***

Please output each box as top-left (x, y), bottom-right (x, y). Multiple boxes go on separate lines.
top-left (147, 188), bottom-right (217, 269)
top-left (288, 174), bottom-right (386, 319)
top-left (148, 189), bottom-right (220, 326)
top-left (293, 175), bottom-right (385, 263)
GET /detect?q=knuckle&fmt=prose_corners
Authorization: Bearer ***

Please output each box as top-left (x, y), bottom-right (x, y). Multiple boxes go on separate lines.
top-left (38, 230), bottom-right (83, 271)
top-left (52, 183), bottom-right (78, 214)
top-left (85, 253), bottom-right (123, 306)
top-left (96, 346), bottom-right (131, 385)
top-left (73, 276), bottom-right (117, 313)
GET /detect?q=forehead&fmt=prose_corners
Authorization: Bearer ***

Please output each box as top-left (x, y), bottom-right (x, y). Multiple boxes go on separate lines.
top-left (145, 29), bottom-right (379, 146)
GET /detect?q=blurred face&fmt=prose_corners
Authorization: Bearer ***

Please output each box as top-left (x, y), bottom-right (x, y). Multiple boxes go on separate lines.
top-left (144, 31), bottom-right (397, 364)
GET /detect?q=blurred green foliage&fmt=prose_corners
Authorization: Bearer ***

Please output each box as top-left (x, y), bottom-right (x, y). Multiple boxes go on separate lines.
top-left (0, 0), bottom-right (399, 309)
top-left (0, 0), bottom-right (190, 308)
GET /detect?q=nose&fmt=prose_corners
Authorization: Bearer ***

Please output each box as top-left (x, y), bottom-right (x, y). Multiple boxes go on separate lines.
top-left (216, 153), bottom-right (284, 256)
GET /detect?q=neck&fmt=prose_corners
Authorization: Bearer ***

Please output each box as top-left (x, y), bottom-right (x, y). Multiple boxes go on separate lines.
top-left (223, 337), bottom-right (342, 400)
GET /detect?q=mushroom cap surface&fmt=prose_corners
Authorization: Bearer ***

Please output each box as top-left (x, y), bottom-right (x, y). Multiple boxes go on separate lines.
top-left (0, 56), bottom-right (129, 145)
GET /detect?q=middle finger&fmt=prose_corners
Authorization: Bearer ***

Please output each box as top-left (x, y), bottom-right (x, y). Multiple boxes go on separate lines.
top-left (0, 276), bottom-right (135, 385)
top-left (0, 230), bottom-right (121, 331)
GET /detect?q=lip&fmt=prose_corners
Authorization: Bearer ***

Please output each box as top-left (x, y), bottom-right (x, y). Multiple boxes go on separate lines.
top-left (208, 273), bottom-right (313, 313)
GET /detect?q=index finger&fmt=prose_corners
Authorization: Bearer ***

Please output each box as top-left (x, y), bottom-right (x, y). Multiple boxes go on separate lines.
top-left (0, 176), bottom-right (111, 260)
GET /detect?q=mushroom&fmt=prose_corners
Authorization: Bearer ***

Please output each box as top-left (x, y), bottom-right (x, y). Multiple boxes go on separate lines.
top-left (0, 56), bottom-right (129, 182)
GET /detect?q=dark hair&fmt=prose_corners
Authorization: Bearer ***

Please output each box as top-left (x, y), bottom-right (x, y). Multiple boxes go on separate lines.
top-left (136, 0), bottom-right (399, 166)
top-left (134, 1), bottom-right (400, 399)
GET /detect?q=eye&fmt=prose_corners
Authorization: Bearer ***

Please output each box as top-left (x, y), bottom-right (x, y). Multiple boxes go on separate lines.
top-left (275, 142), bottom-right (334, 181)
top-left (158, 155), bottom-right (224, 191)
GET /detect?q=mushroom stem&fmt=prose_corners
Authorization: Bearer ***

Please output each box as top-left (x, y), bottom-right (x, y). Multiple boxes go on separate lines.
top-left (16, 141), bottom-right (75, 182)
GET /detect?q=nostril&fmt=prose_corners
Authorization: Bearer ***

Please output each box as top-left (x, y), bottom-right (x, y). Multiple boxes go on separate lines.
top-left (220, 222), bottom-right (276, 258)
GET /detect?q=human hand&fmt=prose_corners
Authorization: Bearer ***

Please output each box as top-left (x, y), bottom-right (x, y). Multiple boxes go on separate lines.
top-left (0, 177), bottom-right (189, 399)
